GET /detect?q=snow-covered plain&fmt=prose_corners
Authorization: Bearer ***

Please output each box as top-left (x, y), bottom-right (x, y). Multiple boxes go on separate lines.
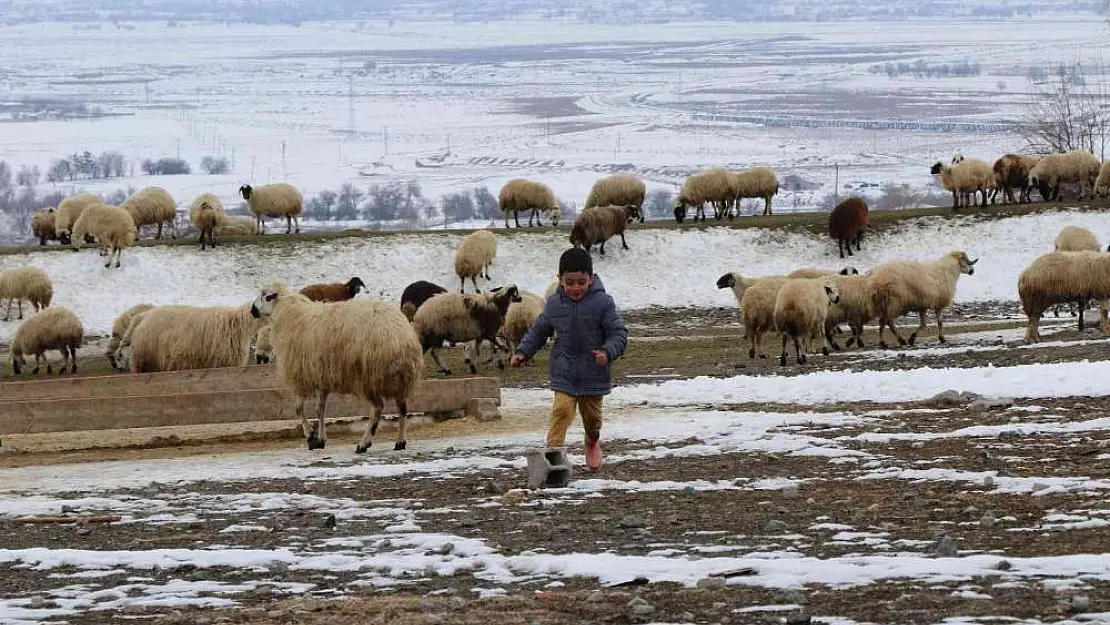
top-left (0, 208), bottom-right (1102, 341)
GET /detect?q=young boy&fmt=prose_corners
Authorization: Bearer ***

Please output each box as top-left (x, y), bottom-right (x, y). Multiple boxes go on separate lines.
top-left (510, 247), bottom-right (628, 471)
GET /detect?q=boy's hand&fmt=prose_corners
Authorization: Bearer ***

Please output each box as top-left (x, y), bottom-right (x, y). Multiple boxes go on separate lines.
top-left (592, 350), bottom-right (608, 366)
top-left (510, 353), bottom-right (526, 367)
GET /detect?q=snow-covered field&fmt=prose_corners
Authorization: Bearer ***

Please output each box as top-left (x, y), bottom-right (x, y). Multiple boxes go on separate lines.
top-left (0, 208), bottom-right (1102, 341)
top-left (0, 14), bottom-right (1105, 238)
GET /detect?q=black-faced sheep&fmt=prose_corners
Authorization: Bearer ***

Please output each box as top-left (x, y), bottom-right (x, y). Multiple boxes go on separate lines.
top-left (31, 208), bottom-right (57, 246)
top-left (1018, 250), bottom-right (1110, 342)
top-left (126, 303), bottom-right (267, 373)
top-left (773, 277), bottom-right (840, 365)
top-left (569, 204), bottom-right (640, 256)
top-left (585, 174), bottom-right (646, 223)
top-left (869, 250), bottom-right (977, 347)
top-left (300, 277), bottom-right (367, 302)
top-left (828, 197), bottom-right (869, 258)
top-left (400, 280), bottom-right (448, 321)
top-left (499, 179), bottom-right (560, 228)
top-left (107, 303), bottom-right (155, 370)
top-left (71, 203), bottom-right (137, 268)
top-left (10, 307), bottom-right (83, 376)
top-left (455, 230), bottom-right (497, 293)
top-left (412, 285), bottom-right (522, 375)
top-left (54, 193), bottom-right (101, 245)
top-left (122, 186), bottom-right (178, 240)
top-left (250, 281), bottom-right (423, 453)
top-left (239, 183), bottom-right (303, 235)
top-left (674, 169), bottom-right (730, 223)
top-left (0, 266), bottom-right (53, 321)
top-left (930, 158), bottom-right (993, 209)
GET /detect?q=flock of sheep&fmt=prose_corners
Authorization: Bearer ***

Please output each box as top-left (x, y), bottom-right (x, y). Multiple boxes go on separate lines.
top-left (929, 150), bottom-right (1109, 209)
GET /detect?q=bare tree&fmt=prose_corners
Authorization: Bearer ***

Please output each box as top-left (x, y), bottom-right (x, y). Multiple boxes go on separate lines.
top-left (1021, 60), bottom-right (1110, 158)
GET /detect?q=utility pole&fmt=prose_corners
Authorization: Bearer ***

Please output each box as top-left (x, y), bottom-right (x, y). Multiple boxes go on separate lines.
top-left (614, 134), bottom-right (621, 161)
top-left (250, 156), bottom-right (256, 181)
top-left (383, 126), bottom-right (389, 157)
top-left (281, 141), bottom-right (287, 180)
top-left (176, 138), bottom-right (180, 160)
top-left (834, 163), bottom-right (840, 204)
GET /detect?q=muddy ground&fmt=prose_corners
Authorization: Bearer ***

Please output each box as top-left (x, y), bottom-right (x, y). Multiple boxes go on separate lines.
top-left (2, 303), bottom-right (1110, 624)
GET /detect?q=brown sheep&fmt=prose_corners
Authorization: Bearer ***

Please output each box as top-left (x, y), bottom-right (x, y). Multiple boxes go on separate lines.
top-left (299, 277), bottom-right (367, 302)
top-left (828, 197), bottom-right (869, 258)
top-left (400, 280), bottom-right (448, 321)
top-left (569, 204), bottom-right (641, 255)
top-left (991, 154), bottom-right (1039, 204)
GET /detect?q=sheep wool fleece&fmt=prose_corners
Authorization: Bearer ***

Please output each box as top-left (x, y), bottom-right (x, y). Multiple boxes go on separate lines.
top-left (515, 276), bottom-right (629, 396)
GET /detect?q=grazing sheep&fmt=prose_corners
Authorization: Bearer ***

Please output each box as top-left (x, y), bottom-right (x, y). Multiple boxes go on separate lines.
top-left (1018, 251), bottom-right (1110, 342)
top-left (113, 309), bottom-right (153, 372)
top-left (454, 230), bottom-right (497, 293)
top-left (739, 277), bottom-right (789, 359)
top-left (400, 280), bottom-right (448, 321)
top-left (31, 208), bottom-right (57, 246)
top-left (193, 201), bottom-right (221, 251)
top-left (121, 186), bottom-right (178, 240)
top-left (774, 277), bottom-right (840, 365)
top-left (930, 158), bottom-right (993, 209)
top-left (0, 266), bottom-right (52, 321)
top-left (239, 183), bottom-right (303, 235)
top-left (585, 174), bottom-right (647, 223)
top-left (214, 214), bottom-right (260, 236)
top-left (127, 303), bottom-right (266, 373)
top-left (1050, 226), bottom-right (1104, 325)
top-left (412, 286), bottom-right (522, 375)
top-left (71, 203), bottom-right (137, 269)
top-left (717, 271), bottom-right (784, 307)
top-left (499, 179), bottom-right (560, 228)
top-left (10, 307), bottom-right (83, 376)
top-left (249, 281), bottom-right (423, 453)
top-left (300, 277), bottom-right (367, 302)
top-left (787, 267), bottom-right (860, 279)
top-left (569, 204), bottom-right (640, 256)
top-left (1096, 160), bottom-right (1110, 198)
top-left (729, 166), bottom-right (779, 217)
top-left (823, 274), bottom-right (876, 350)
top-left (189, 193), bottom-right (228, 225)
top-left (828, 197), bottom-right (869, 258)
top-left (106, 303), bottom-right (155, 370)
top-left (500, 290), bottom-right (545, 355)
top-left (674, 169), bottom-right (731, 223)
top-left (869, 251), bottom-right (978, 348)
top-left (54, 193), bottom-right (101, 245)
top-left (253, 325), bottom-right (273, 365)
top-left (991, 154), bottom-right (1040, 204)
top-left (1029, 150), bottom-right (1101, 201)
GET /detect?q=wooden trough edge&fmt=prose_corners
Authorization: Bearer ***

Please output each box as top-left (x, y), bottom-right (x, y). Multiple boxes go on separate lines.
top-left (0, 374), bottom-right (502, 436)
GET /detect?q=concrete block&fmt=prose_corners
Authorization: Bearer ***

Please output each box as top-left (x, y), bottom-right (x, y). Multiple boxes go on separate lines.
top-left (526, 447), bottom-right (573, 489)
top-left (465, 397), bottom-right (502, 422)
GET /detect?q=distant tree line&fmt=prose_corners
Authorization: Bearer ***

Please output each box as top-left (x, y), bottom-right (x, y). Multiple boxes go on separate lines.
top-left (0, 161), bottom-right (66, 234)
top-left (870, 59), bottom-right (982, 79)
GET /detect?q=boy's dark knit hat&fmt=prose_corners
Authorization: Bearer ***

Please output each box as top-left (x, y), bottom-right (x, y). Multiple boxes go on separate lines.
top-left (558, 247), bottom-right (593, 276)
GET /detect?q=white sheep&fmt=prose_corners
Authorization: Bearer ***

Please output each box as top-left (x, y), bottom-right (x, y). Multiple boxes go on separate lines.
top-left (54, 192), bottom-right (101, 245)
top-left (1029, 150), bottom-right (1101, 201)
top-left (454, 229), bottom-right (497, 293)
top-left (674, 169), bottom-right (731, 222)
top-left (126, 303), bottom-right (266, 373)
top-left (787, 267), bottom-right (860, 279)
top-left (1050, 225), bottom-right (1103, 325)
top-left (1096, 160), bottom-right (1110, 198)
top-left (107, 303), bottom-right (155, 370)
top-left (0, 266), bottom-right (52, 321)
top-left (1018, 251), bottom-right (1110, 342)
top-left (253, 325), bottom-right (274, 365)
top-left (823, 274), bottom-right (875, 350)
top-left (249, 281), bottom-right (424, 453)
top-left (869, 250), bottom-right (978, 347)
top-left (773, 277), bottom-right (840, 365)
top-left (500, 290), bottom-right (545, 355)
top-left (498, 179), bottom-right (560, 228)
top-left (412, 286), bottom-right (522, 375)
top-left (114, 308), bottom-right (154, 371)
top-left (585, 174), bottom-right (646, 222)
top-left (10, 307), bottom-right (84, 376)
top-left (930, 158), bottom-right (993, 209)
top-left (214, 215), bottom-right (260, 236)
top-left (740, 277), bottom-right (789, 359)
top-left (239, 183), bottom-right (303, 234)
top-left (729, 166), bottom-right (779, 217)
top-left (71, 203), bottom-right (137, 269)
top-left (121, 186), bottom-right (178, 240)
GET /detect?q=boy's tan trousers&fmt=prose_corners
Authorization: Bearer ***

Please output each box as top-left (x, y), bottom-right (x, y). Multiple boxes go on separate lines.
top-left (547, 391), bottom-right (603, 447)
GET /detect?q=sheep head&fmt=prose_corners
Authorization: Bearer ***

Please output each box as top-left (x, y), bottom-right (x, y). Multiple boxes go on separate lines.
top-left (838, 266), bottom-right (859, 275)
top-left (929, 162), bottom-right (946, 176)
top-left (949, 251), bottom-right (978, 276)
top-left (548, 206), bottom-right (561, 227)
top-left (716, 273), bottom-right (737, 289)
top-left (623, 204), bottom-right (641, 223)
top-left (251, 281), bottom-right (291, 318)
top-left (239, 184), bottom-right (253, 200)
top-left (345, 277), bottom-right (366, 297)
top-left (823, 280), bottom-right (840, 306)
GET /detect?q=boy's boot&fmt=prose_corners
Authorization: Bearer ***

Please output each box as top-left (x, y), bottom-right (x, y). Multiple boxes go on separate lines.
top-left (585, 437), bottom-right (603, 471)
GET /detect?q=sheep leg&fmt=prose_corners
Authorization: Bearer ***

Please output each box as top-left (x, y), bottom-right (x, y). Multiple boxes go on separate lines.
top-left (907, 309), bottom-right (927, 346)
top-left (294, 215), bottom-right (300, 234)
top-left (934, 309), bottom-right (946, 344)
top-left (463, 340), bottom-right (478, 374)
top-left (285, 215), bottom-right (293, 235)
top-left (309, 391), bottom-right (329, 450)
top-left (35, 354), bottom-right (45, 375)
top-left (459, 276), bottom-right (465, 293)
top-left (794, 335), bottom-right (806, 365)
top-left (17, 299), bottom-right (23, 320)
top-left (779, 334), bottom-right (789, 366)
top-left (356, 395), bottom-right (387, 454)
top-left (620, 232), bottom-right (629, 251)
top-left (1077, 299), bottom-right (1086, 331)
top-left (428, 347), bottom-right (452, 375)
top-left (293, 395), bottom-right (315, 445)
top-left (2, 298), bottom-right (9, 322)
top-left (824, 320), bottom-right (841, 352)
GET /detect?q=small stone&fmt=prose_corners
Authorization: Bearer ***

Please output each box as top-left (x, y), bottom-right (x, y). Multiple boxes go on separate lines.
top-left (1070, 595), bottom-right (1091, 612)
top-left (712, 602), bottom-right (727, 610)
top-left (626, 597), bottom-right (655, 616)
top-left (980, 512), bottom-right (997, 529)
top-left (680, 612), bottom-right (695, 622)
top-left (502, 489), bottom-right (529, 505)
top-left (995, 559), bottom-right (1012, 571)
top-left (983, 475), bottom-right (996, 490)
top-left (763, 519), bottom-right (788, 532)
top-left (786, 614), bottom-right (812, 625)
top-left (61, 505), bottom-right (77, 514)
top-left (586, 591), bottom-right (604, 603)
top-left (485, 481), bottom-right (508, 495)
top-left (696, 577), bottom-right (727, 590)
top-left (901, 490), bottom-right (918, 500)
top-left (618, 515), bottom-right (647, 529)
top-left (935, 536), bottom-right (958, 558)
top-left (969, 397), bottom-right (1014, 413)
top-left (75, 526), bottom-right (91, 536)
top-left (963, 506), bottom-right (980, 516)
top-left (911, 441), bottom-right (925, 449)
top-left (266, 611), bottom-right (283, 619)
top-left (781, 485), bottom-right (800, 498)
top-left (435, 542), bottom-right (455, 556)
top-left (321, 514), bottom-right (336, 529)
top-left (999, 429), bottom-right (1022, 440)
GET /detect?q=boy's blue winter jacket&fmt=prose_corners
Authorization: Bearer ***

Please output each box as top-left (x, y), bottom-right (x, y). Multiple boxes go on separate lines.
top-left (515, 276), bottom-right (628, 396)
